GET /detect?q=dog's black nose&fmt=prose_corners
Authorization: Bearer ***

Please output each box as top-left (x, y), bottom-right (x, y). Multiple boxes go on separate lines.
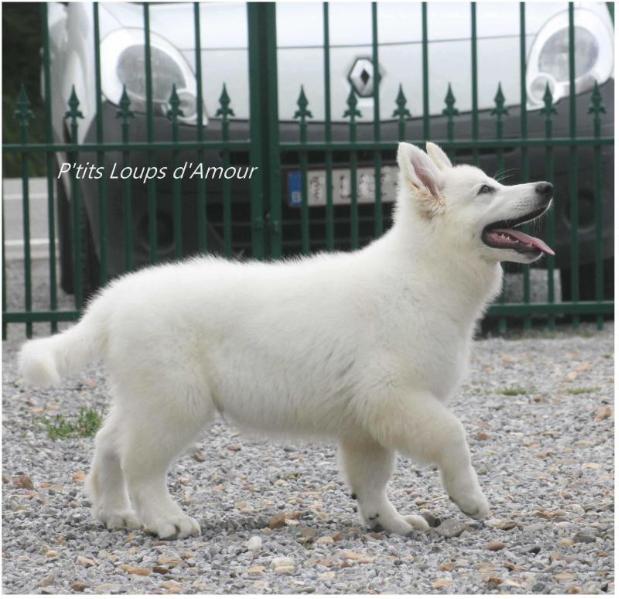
top-left (535, 182), bottom-right (553, 200)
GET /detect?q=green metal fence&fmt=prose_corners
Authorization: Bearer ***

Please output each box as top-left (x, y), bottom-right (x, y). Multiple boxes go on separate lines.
top-left (2, 1), bottom-right (614, 339)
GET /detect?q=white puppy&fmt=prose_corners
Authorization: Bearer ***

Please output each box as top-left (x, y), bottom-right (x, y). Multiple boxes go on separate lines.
top-left (19, 142), bottom-right (554, 539)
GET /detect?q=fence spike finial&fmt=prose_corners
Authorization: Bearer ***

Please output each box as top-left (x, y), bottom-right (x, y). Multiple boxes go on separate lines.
top-left (15, 83), bottom-right (34, 125)
top-left (588, 81), bottom-right (606, 116)
top-left (392, 84), bottom-right (412, 119)
top-left (343, 86), bottom-right (361, 120)
top-left (491, 83), bottom-right (508, 118)
top-left (540, 82), bottom-right (557, 118)
top-left (442, 83), bottom-right (459, 118)
top-left (64, 85), bottom-right (84, 122)
top-left (294, 85), bottom-right (313, 122)
top-left (166, 84), bottom-right (184, 121)
top-left (116, 85), bottom-right (135, 123)
top-left (216, 83), bottom-right (235, 120)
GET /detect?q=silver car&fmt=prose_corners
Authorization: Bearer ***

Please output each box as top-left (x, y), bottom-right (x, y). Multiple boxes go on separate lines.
top-left (47, 1), bottom-right (614, 298)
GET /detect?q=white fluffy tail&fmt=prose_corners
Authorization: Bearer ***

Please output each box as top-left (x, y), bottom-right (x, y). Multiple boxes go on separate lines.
top-left (18, 303), bottom-right (107, 387)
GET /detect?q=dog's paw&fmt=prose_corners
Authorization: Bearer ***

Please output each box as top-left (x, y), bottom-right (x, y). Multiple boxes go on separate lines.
top-left (403, 514), bottom-right (431, 531)
top-left (95, 508), bottom-right (141, 531)
top-left (368, 513), bottom-right (430, 536)
top-left (144, 513), bottom-right (201, 539)
top-left (450, 489), bottom-right (489, 521)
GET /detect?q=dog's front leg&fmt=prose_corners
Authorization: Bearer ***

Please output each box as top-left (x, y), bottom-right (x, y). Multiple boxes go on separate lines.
top-left (338, 436), bottom-right (430, 535)
top-left (368, 390), bottom-right (489, 520)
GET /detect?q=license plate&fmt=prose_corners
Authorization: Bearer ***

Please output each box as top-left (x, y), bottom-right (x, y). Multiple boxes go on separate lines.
top-left (287, 165), bottom-right (398, 207)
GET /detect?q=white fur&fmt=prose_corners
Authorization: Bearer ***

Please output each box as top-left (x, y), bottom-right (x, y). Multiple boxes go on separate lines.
top-left (18, 142), bottom-right (551, 539)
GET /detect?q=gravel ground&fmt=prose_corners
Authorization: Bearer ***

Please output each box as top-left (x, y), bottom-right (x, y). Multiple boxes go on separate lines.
top-left (3, 317), bottom-right (613, 595)
top-left (2, 259), bottom-right (615, 593)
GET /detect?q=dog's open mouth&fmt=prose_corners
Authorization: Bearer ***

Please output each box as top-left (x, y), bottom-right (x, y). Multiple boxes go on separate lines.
top-left (482, 206), bottom-right (555, 256)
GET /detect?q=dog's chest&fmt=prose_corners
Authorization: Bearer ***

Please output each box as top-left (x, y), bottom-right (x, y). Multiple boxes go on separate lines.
top-left (385, 315), bottom-right (472, 400)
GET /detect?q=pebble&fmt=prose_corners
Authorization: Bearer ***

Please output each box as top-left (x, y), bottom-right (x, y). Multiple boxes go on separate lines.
top-left (77, 555), bottom-right (96, 567)
top-left (298, 527), bottom-right (318, 542)
top-left (13, 474), bottom-right (34, 490)
top-left (573, 532), bottom-right (596, 544)
top-left (271, 557), bottom-right (295, 570)
top-left (271, 557), bottom-right (295, 575)
top-left (432, 578), bottom-right (453, 590)
top-left (95, 583), bottom-right (121, 593)
top-left (268, 512), bottom-right (288, 529)
top-left (435, 518), bottom-right (468, 538)
top-left (161, 581), bottom-right (183, 593)
top-left (248, 565), bottom-right (265, 577)
top-left (121, 565), bottom-right (152, 576)
top-left (38, 575), bottom-right (55, 588)
top-left (488, 519), bottom-right (517, 531)
top-left (315, 536), bottom-right (334, 545)
top-left (486, 541), bottom-right (505, 551)
top-left (246, 536), bottom-right (262, 552)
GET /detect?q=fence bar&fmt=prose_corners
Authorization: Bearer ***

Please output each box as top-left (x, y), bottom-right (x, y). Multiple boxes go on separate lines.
top-left (16, 87), bottom-right (33, 337)
top-left (323, 3), bottom-right (334, 251)
top-left (274, 137), bottom-right (612, 152)
top-left (217, 85), bottom-right (234, 257)
top-left (568, 2), bottom-right (579, 326)
top-left (443, 84), bottom-right (458, 161)
top-left (168, 86), bottom-right (183, 259)
top-left (65, 87), bottom-right (84, 311)
top-left (2, 200), bottom-right (6, 339)
top-left (2, 300), bottom-right (609, 325)
top-left (519, 3), bottom-right (531, 331)
top-left (93, 3), bottom-right (108, 285)
top-left (541, 84), bottom-right (556, 330)
top-left (41, 3), bottom-right (57, 333)
top-left (3, 137), bottom-right (610, 154)
top-left (194, 2), bottom-right (207, 252)
top-left (590, 83), bottom-right (605, 330)
top-left (295, 87), bottom-right (311, 254)
top-left (247, 3), bottom-right (268, 259)
top-left (143, 4), bottom-right (157, 263)
top-left (394, 85), bottom-right (411, 140)
top-left (264, 5), bottom-right (282, 259)
top-left (117, 88), bottom-right (134, 272)
top-left (487, 301), bottom-right (613, 317)
top-left (492, 83), bottom-right (507, 333)
top-left (371, 2), bottom-right (382, 238)
top-left (471, 3), bottom-right (479, 165)
top-left (345, 89), bottom-right (360, 249)
top-left (421, 3), bottom-right (430, 141)
top-left (4, 310), bottom-right (80, 323)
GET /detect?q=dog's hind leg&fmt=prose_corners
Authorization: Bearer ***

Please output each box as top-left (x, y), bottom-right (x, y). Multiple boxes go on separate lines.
top-left (86, 406), bottom-right (140, 530)
top-left (119, 384), bottom-right (215, 539)
top-left (338, 436), bottom-right (430, 535)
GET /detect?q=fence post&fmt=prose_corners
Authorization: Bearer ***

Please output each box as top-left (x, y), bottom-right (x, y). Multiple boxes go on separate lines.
top-left (247, 2), bottom-right (281, 260)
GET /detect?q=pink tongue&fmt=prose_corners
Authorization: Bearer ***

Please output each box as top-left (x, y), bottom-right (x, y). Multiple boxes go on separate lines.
top-left (495, 228), bottom-right (555, 256)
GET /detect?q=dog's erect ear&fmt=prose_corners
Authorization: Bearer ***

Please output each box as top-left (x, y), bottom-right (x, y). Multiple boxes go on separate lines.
top-left (426, 142), bottom-right (452, 171)
top-left (397, 142), bottom-right (445, 217)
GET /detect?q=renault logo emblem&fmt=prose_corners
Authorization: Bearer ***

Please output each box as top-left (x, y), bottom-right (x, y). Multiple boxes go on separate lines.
top-left (348, 57), bottom-right (382, 98)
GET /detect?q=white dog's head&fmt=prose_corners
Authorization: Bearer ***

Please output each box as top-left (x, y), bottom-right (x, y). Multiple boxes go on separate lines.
top-left (396, 142), bottom-right (554, 264)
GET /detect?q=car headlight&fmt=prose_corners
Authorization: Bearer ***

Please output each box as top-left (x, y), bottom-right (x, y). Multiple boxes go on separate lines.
top-left (526, 8), bottom-right (613, 108)
top-left (100, 29), bottom-right (206, 125)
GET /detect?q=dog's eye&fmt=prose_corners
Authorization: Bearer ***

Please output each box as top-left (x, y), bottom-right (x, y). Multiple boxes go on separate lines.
top-left (477, 184), bottom-right (495, 195)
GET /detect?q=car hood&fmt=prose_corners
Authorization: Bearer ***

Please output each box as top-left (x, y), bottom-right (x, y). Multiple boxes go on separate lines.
top-left (100, 2), bottom-right (610, 122)
top-left (102, 1), bottom-right (561, 49)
